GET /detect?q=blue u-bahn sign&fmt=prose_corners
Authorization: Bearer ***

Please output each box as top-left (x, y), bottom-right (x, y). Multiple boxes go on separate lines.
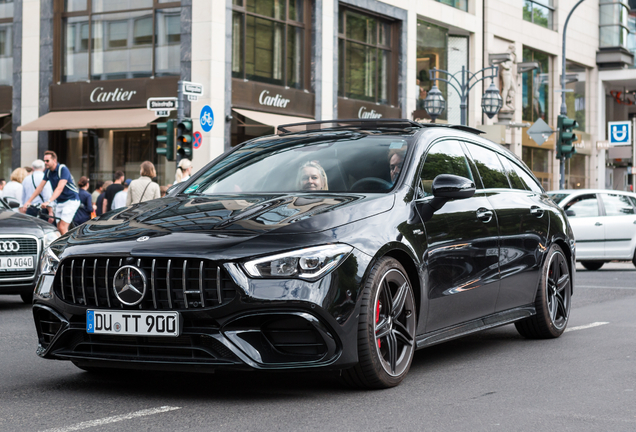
top-left (608, 121), bottom-right (631, 146)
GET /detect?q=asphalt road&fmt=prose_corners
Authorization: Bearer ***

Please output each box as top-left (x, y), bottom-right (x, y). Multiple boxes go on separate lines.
top-left (1, 262), bottom-right (635, 432)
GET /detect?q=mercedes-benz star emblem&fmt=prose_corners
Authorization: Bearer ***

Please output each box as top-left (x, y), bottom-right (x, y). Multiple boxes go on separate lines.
top-left (0, 241), bottom-right (20, 253)
top-left (113, 265), bottom-right (147, 306)
top-left (137, 236), bottom-right (150, 242)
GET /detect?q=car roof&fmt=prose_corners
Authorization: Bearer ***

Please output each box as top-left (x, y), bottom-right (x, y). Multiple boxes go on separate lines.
top-left (547, 189), bottom-right (636, 196)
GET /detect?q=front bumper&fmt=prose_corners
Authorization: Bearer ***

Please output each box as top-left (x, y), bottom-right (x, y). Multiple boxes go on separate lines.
top-left (32, 251), bottom-right (370, 372)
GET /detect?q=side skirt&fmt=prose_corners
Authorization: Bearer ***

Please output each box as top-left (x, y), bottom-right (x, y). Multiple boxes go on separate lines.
top-left (415, 305), bottom-right (535, 349)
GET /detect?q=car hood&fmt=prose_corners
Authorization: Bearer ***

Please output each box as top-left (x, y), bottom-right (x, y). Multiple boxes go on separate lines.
top-left (60, 193), bottom-right (394, 259)
top-left (0, 209), bottom-right (52, 237)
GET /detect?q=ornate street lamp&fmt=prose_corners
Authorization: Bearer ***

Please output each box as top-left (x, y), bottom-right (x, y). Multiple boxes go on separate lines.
top-left (422, 85), bottom-right (446, 122)
top-left (423, 65), bottom-right (501, 126)
top-left (481, 81), bottom-right (503, 119)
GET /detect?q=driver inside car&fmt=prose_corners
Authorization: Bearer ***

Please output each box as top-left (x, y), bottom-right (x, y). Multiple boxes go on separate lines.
top-left (388, 148), bottom-right (406, 184)
top-left (297, 161), bottom-right (329, 191)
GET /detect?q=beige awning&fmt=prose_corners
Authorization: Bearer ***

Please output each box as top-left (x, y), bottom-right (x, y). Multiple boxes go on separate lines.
top-left (233, 108), bottom-right (313, 130)
top-left (0, 113), bottom-right (10, 118)
top-left (17, 108), bottom-right (158, 131)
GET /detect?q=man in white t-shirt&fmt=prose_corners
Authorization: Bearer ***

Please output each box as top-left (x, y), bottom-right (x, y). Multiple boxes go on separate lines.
top-left (111, 179), bottom-right (131, 210)
top-left (22, 159), bottom-right (53, 206)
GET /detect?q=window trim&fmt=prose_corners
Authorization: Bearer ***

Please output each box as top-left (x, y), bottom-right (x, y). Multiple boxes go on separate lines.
top-left (338, 5), bottom-right (399, 106)
top-left (523, 0), bottom-right (554, 29)
top-left (54, 0), bottom-right (181, 83)
top-left (231, 0), bottom-right (312, 91)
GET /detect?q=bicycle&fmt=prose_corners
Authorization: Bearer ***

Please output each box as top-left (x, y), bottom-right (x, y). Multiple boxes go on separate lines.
top-left (25, 204), bottom-right (76, 232)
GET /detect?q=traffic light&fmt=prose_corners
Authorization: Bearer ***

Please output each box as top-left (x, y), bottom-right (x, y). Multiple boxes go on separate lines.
top-left (155, 119), bottom-right (175, 161)
top-left (176, 118), bottom-right (193, 160)
top-left (557, 115), bottom-right (578, 160)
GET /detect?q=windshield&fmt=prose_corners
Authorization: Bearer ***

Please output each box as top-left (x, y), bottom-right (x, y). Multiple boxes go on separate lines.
top-left (185, 133), bottom-right (413, 195)
top-left (548, 193), bottom-right (571, 204)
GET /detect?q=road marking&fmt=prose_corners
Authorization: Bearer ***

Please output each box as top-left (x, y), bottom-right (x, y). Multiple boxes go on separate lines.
top-left (40, 406), bottom-right (181, 432)
top-left (578, 285), bottom-right (636, 290)
top-left (565, 322), bottom-right (609, 332)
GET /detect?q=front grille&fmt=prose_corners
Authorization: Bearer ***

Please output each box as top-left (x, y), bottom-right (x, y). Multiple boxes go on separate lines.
top-left (54, 257), bottom-right (238, 310)
top-left (0, 237), bottom-right (39, 280)
top-left (68, 334), bottom-right (239, 363)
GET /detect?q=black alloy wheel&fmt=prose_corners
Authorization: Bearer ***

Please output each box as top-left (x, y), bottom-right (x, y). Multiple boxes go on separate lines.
top-left (516, 244), bottom-right (571, 339)
top-left (343, 257), bottom-right (416, 389)
top-left (581, 261), bottom-right (604, 271)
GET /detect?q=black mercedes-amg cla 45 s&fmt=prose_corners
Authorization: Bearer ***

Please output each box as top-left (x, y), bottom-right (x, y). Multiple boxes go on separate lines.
top-left (32, 119), bottom-right (575, 388)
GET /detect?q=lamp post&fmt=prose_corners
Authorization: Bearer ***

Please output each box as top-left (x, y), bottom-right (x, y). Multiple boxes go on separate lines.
top-left (423, 65), bottom-right (502, 126)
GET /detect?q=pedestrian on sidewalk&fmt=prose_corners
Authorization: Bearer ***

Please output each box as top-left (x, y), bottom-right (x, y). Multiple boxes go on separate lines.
top-left (22, 150), bottom-right (80, 235)
top-left (111, 179), bottom-right (131, 210)
top-left (128, 161), bottom-right (160, 205)
top-left (22, 159), bottom-right (53, 220)
top-left (103, 171), bottom-right (124, 214)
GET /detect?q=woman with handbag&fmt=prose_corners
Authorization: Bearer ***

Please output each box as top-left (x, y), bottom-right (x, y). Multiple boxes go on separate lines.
top-left (127, 161), bottom-right (161, 206)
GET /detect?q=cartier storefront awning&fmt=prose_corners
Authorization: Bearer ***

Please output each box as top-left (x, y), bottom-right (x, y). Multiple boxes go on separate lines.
top-left (17, 108), bottom-right (158, 132)
top-left (232, 108), bottom-right (313, 130)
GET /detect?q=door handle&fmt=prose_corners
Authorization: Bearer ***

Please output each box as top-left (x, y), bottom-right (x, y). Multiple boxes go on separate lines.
top-left (530, 206), bottom-right (544, 217)
top-left (476, 208), bottom-right (493, 223)
top-left (595, 222), bottom-right (603, 226)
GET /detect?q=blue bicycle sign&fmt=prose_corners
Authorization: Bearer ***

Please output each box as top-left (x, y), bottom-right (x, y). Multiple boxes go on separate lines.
top-left (200, 105), bottom-right (214, 132)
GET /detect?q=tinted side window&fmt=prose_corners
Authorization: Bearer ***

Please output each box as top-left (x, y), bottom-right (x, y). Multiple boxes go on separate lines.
top-left (464, 143), bottom-right (510, 189)
top-left (510, 161), bottom-right (543, 194)
top-left (601, 193), bottom-right (636, 216)
top-left (419, 140), bottom-right (473, 197)
top-left (498, 155), bottom-right (526, 190)
top-left (564, 194), bottom-right (599, 217)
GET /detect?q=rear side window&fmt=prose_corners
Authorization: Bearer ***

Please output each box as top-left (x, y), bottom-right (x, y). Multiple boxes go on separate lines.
top-left (419, 140), bottom-right (474, 197)
top-left (463, 143), bottom-right (510, 189)
top-left (498, 155), bottom-right (526, 190)
top-left (509, 160), bottom-right (543, 194)
top-left (601, 193), bottom-right (636, 216)
top-left (564, 194), bottom-right (599, 217)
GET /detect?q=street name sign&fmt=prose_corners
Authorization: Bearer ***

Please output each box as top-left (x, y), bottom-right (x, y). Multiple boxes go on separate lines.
top-left (526, 118), bottom-right (554, 146)
top-left (147, 97), bottom-right (178, 117)
top-left (182, 81), bottom-right (203, 97)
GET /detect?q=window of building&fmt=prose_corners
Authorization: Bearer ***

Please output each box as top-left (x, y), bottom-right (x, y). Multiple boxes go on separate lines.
top-left (231, 0), bottom-right (311, 90)
top-left (599, 0), bottom-right (629, 49)
top-left (338, 7), bottom-right (397, 105)
top-left (523, 0), bottom-right (553, 29)
top-left (522, 146), bottom-right (551, 190)
top-left (59, 0), bottom-right (181, 83)
top-left (416, 20), bottom-right (447, 120)
top-left (522, 47), bottom-right (550, 123)
top-left (564, 153), bottom-right (586, 189)
top-left (436, 0), bottom-right (467, 12)
top-left (0, 0), bottom-right (12, 87)
top-left (565, 62), bottom-right (586, 131)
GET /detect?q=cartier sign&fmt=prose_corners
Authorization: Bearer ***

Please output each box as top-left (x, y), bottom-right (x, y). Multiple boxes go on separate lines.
top-left (90, 87), bottom-right (137, 103)
top-left (50, 77), bottom-right (178, 111)
top-left (232, 79), bottom-right (314, 118)
top-left (338, 97), bottom-right (401, 119)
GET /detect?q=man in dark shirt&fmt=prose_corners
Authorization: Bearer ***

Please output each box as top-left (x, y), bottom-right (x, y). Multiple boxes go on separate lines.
top-left (103, 171), bottom-right (125, 214)
top-left (73, 176), bottom-right (93, 226)
top-left (22, 150), bottom-right (80, 235)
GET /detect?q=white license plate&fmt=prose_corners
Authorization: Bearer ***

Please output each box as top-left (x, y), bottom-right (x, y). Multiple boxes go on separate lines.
top-left (0, 255), bottom-right (34, 271)
top-left (87, 310), bottom-right (180, 337)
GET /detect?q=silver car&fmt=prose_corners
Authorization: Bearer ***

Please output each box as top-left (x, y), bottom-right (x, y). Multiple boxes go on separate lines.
top-left (548, 189), bottom-right (636, 270)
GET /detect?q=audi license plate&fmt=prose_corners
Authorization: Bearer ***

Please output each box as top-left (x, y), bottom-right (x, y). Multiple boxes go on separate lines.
top-left (87, 310), bottom-right (180, 337)
top-left (0, 255), bottom-right (34, 272)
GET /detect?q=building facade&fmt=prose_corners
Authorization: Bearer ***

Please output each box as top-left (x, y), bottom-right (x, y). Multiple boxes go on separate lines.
top-left (1, 0), bottom-right (635, 192)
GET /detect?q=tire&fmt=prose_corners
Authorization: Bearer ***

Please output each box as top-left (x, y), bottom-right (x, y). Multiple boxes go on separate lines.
top-left (581, 261), bottom-right (604, 271)
top-left (632, 250), bottom-right (636, 268)
top-left (342, 257), bottom-right (417, 389)
top-left (515, 244), bottom-right (571, 339)
top-left (20, 292), bottom-right (33, 304)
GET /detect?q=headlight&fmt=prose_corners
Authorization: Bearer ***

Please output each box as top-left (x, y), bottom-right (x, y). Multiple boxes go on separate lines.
top-left (39, 247), bottom-right (60, 276)
top-left (42, 231), bottom-right (61, 249)
top-left (243, 244), bottom-right (353, 281)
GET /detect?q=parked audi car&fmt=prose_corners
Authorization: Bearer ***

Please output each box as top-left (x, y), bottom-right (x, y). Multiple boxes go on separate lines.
top-left (33, 119), bottom-right (575, 388)
top-left (0, 197), bottom-right (60, 303)
top-left (548, 189), bottom-right (636, 270)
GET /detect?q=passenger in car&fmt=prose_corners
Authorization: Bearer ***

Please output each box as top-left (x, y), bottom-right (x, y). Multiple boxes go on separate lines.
top-left (298, 161), bottom-right (329, 191)
top-left (388, 148), bottom-right (406, 184)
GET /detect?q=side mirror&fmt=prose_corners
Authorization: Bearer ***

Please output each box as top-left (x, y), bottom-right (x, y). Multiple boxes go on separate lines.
top-left (565, 209), bottom-right (575, 217)
top-left (432, 174), bottom-right (476, 200)
top-left (4, 197), bottom-right (20, 209)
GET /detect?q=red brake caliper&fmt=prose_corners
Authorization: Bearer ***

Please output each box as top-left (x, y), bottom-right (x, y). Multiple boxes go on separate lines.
top-left (376, 300), bottom-right (381, 348)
